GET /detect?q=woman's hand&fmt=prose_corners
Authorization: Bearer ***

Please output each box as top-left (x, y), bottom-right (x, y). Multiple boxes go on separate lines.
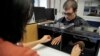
top-left (19, 35), bottom-right (51, 48)
top-left (40, 35), bottom-right (52, 43)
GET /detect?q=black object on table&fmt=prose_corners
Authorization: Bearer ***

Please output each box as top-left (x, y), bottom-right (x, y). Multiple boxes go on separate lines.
top-left (38, 23), bottom-right (100, 56)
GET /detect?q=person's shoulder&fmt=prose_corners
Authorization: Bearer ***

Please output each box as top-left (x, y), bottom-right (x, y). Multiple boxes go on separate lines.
top-left (76, 16), bottom-right (89, 26)
top-left (14, 44), bottom-right (39, 56)
top-left (76, 16), bottom-right (87, 22)
top-left (76, 16), bottom-right (84, 20)
top-left (22, 48), bottom-right (39, 56)
top-left (0, 41), bottom-right (38, 56)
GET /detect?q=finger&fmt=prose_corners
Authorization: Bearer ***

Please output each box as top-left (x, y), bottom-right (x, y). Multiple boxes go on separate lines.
top-left (53, 39), bottom-right (59, 45)
top-left (47, 38), bottom-right (51, 42)
top-left (46, 36), bottom-right (52, 42)
top-left (51, 40), bottom-right (55, 45)
top-left (73, 44), bottom-right (81, 51)
top-left (51, 39), bottom-right (57, 45)
top-left (47, 36), bottom-right (50, 39)
top-left (46, 35), bottom-right (51, 40)
top-left (48, 36), bottom-right (52, 40)
top-left (55, 37), bottom-right (61, 45)
top-left (56, 40), bottom-right (61, 45)
top-left (73, 44), bottom-right (78, 50)
top-left (53, 37), bottom-right (61, 45)
top-left (54, 39), bottom-right (59, 45)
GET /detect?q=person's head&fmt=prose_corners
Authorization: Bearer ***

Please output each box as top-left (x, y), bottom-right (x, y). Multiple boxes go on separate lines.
top-left (63, 0), bottom-right (78, 20)
top-left (0, 0), bottom-right (33, 44)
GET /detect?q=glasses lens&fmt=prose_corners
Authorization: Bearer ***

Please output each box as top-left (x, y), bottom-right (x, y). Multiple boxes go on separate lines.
top-left (63, 12), bottom-right (72, 15)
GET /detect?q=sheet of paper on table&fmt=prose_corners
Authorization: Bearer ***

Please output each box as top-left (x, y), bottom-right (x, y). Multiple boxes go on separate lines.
top-left (32, 44), bottom-right (70, 56)
top-left (97, 49), bottom-right (100, 56)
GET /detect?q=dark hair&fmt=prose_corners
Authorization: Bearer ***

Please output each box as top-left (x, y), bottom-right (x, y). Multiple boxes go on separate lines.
top-left (63, 0), bottom-right (78, 12)
top-left (0, 0), bottom-right (33, 44)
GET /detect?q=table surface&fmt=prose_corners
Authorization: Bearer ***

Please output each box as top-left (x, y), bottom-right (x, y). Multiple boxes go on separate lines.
top-left (32, 44), bottom-right (100, 56)
top-left (32, 44), bottom-right (70, 56)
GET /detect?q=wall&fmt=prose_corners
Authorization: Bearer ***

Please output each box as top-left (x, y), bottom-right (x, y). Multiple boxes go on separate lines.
top-left (50, 0), bottom-right (66, 20)
top-left (28, 13), bottom-right (35, 24)
top-left (50, 0), bottom-right (100, 22)
top-left (77, 0), bottom-right (100, 22)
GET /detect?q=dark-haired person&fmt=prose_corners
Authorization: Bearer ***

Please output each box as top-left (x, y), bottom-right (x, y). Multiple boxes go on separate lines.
top-left (0, 0), bottom-right (51, 56)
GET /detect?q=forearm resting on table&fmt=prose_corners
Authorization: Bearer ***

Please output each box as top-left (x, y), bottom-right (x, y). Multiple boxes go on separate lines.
top-left (22, 35), bottom-right (51, 48)
top-left (23, 40), bottom-right (42, 48)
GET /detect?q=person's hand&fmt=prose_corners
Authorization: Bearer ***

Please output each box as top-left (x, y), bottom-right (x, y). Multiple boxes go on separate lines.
top-left (71, 44), bottom-right (82, 56)
top-left (40, 35), bottom-right (51, 43)
top-left (51, 35), bottom-right (62, 45)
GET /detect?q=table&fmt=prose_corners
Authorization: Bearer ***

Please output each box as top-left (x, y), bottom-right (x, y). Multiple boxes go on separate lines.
top-left (98, 49), bottom-right (100, 56)
top-left (32, 44), bottom-right (70, 56)
top-left (32, 44), bottom-right (100, 56)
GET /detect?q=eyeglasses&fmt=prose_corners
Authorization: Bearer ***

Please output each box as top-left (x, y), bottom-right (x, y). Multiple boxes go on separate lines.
top-left (62, 12), bottom-right (72, 15)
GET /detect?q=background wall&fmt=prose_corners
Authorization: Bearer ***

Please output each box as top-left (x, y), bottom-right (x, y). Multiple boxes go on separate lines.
top-left (50, 0), bottom-right (100, 22)
top-left (77, 0), bottom-right (100, 22)
top-left (28, 0), bottom-right (100, 24)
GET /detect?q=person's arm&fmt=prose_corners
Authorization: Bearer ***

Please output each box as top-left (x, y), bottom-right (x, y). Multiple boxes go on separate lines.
top-left (50, 17), bottom-right (65, 45)
top-left (23, 40), bottom-right (43, 48)
top-left (23, 35), bottom-right (51, 48)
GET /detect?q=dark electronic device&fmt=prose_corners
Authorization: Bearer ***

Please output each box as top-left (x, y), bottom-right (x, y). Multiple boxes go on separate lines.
top-left (34, 7), bottom-right (47, 23)
top-left (33, 7), bottom-right (57, 23)
top-left (38, 23), bottom-right (100, 56)
top-left (45, 8), bottom-right (57, 20)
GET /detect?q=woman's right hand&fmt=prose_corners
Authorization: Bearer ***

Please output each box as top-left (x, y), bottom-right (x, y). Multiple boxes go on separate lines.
top-left (40, 35), bottom-right (52, 43)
